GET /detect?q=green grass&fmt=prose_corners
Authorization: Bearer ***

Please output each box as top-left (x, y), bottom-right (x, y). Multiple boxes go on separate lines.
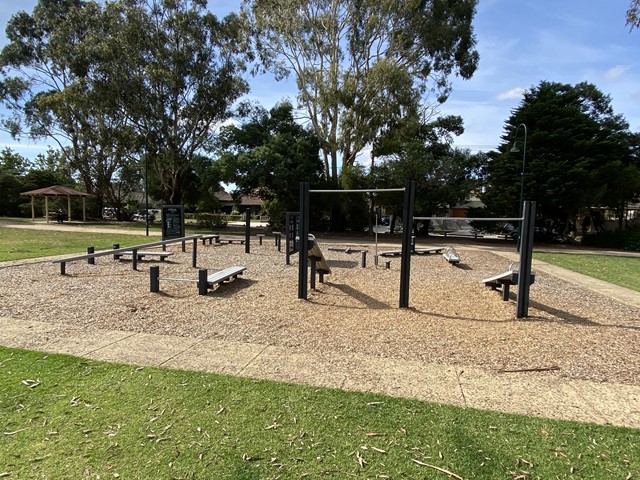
top-left (0, 227), bottom-right (156, 262)
top-left (1, 347), bottom-right (638, 479)
top-left (534, 252), bottom-right (640, 292)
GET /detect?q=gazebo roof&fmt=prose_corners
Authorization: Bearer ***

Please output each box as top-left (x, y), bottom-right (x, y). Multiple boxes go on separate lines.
top-left (20, 185), bottom-right (92, 197)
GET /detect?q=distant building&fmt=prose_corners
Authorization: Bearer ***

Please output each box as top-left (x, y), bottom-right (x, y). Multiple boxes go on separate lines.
top-left (449, 195), bottom-right (485, 217)
top-left (214, 190), bottom-right (263, 215)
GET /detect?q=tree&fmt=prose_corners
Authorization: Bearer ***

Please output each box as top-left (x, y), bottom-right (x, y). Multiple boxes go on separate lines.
top-left (246, 0), bottom-right (479, 183)
top-left (1, 0), bottom-right (251, 210)
top-left (119, 0), bottom-right (252, 205)
top-left (217, 101), bottom-right (323, 225)
top-left (370, 114), bottom-right (483, 235)
top-left (628, 0), bottom-right (640, 29)
top-left (482, 81), bottom-right (640, 232)
top-left (0, 0), bottom-right (145, 214)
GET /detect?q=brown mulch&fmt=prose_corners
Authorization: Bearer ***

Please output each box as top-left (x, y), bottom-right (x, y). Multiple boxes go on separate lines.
top-left (0, 240), bottom-right (638, 386)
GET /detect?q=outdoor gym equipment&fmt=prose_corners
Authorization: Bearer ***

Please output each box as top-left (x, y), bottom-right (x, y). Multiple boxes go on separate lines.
top-left (297, 181), bottom-right (536, 317)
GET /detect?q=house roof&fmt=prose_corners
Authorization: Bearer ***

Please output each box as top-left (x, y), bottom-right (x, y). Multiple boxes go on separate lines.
top-left (20, 185), bottom-right (92, 197)
top-left (214, 190), bottom-right (263, 206)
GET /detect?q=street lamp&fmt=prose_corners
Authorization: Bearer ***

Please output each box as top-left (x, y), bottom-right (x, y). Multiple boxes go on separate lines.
top-left (509, 123), bottom-right (528, 217)
top-left (510, 123), bottom-right (527, 251)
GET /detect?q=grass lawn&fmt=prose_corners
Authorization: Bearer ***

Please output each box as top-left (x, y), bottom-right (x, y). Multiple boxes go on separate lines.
top-left (1, 347), bottom-right (638, 479)
top-left (534, 252), bottom-right (640, 292)
top-left (0, 227), bottom-right (155, 262)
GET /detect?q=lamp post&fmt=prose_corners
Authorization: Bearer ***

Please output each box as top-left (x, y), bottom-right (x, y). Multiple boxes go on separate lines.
top-left (510, 123), bottom-right (527, 250)
top-left (145, 153), bottom-right (149, 237)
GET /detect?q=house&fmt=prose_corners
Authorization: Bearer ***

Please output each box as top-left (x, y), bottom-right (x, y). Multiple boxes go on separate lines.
top-left (214, 190), bottom-right (263, 215)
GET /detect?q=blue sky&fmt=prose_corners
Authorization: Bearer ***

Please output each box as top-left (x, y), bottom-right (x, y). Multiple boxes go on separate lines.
top-left (1, 0), bottom-right (639, 160)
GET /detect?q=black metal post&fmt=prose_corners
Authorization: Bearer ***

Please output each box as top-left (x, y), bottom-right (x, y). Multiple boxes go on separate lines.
top-left (310, 257), bottom-right (317, 290)
top-left (132, 248), bottom-right (138, 270)
top-left (399, 181), bottom-right (415, 308)
top-left (150, 266), bottom-right (159, 293)
top-left (145, 153), bottom-right (149, 237)
top-left (113, 243), bottom-right (119, 260)
top-left (516, 201), bottom-right (536, 318)
top-left (198, 268), bottom-right (208, 296)
top-left (192, 237), bottom-right (197, 268)
top-left (298, 182), bottom-right (310, 299)
top-left (245, 208), bottom-right (251, 254)
top-left (87, 246), bottom-right (95, 265)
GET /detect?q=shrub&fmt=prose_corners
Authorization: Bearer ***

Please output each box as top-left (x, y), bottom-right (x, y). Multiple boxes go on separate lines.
top-left (581, 226), bottom-right (640, 251)
top-left (194, 213), bottom-right (227, 229)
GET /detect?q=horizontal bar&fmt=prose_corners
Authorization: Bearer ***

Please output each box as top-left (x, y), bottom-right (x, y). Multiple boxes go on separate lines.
top-left (310, 188), bottom-right (405, 193)
top-left (52, 235), bottom-right (202, 263)
top-left (414, 217), bottom-right (523, 221)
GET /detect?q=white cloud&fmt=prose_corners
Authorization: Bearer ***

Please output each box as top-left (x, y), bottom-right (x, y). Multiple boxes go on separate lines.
top-left (495, 88), bottom-right (525, 101)
top-left (604, 65), bottom-right (630, 81)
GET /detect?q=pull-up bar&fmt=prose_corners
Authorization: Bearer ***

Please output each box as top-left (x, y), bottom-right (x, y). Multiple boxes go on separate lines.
top-left (414, 217), bottom-right (523, 221)
top-left (310, 188), bottom-right (405, 193)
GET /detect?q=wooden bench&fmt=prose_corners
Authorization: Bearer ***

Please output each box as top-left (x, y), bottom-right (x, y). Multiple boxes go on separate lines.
top-left (150, 265), bottom-right (246, 295)
top-left (207, 266), bottom-right (246, 287)
top-left (201, 234), bottom-right (220, 245)
top-left (483, 269), bottom-right (536, 301)
top-left (218, 236), bottom-right (245, 245)
top-left (114, 250), bottom-right (174, 261)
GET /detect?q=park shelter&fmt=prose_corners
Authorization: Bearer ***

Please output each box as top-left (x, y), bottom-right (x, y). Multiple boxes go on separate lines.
top-left (20, 185), bottom-right (93, 223)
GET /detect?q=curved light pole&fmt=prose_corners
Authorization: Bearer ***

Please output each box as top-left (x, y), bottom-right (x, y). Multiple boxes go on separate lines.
top-left (510, 123), bottom-right (527, 251)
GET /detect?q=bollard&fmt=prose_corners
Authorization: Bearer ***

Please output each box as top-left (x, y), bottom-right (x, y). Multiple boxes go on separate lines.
top-left (385, 260), bottom-right (391, 269)
top-left (87, 246), bottom-right (95, 265)
top-left (198, 268), bottom-right (208, 295)
top-left (113, 243), bottom-right (120, 260)
top-left (192, 238), bottom-right (198, 268)
top-left (150, 266), bottom-right (160, 293)
top-left (361, 250), bottom-right (367, 268)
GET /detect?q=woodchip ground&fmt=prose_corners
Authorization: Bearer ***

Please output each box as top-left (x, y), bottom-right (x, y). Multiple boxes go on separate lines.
top-left (1, 237), bottom-right (638, 388)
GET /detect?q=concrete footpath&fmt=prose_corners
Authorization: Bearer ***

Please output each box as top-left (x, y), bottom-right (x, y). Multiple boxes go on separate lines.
top-left (1, 315), bottom-right (639, 429)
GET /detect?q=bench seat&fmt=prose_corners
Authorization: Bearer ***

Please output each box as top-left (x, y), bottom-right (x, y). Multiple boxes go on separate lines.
top-left (207, 266), bottom-right (246, 286)
top-left (218, 237), bottom-right (245, 244)
top-left (115, 250), bottom-right (174, 261)
top-left (201, 234), bottom-right (220, 245)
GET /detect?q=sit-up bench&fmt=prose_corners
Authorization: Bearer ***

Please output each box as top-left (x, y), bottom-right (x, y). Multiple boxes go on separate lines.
top-left (218, 237), bottom-right (245, 245)
top-left (114, 250), bottom-right (174, 261)
top-left (150, 265), bottom-right (246, 295)
top-left (483, 268), bottom-right (536, 301)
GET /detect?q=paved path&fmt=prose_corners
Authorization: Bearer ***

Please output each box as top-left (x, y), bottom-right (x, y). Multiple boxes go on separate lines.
top-left (2, 221), bottom-right (639, 429)
top-left (1, 316), bottom-right (639, 429)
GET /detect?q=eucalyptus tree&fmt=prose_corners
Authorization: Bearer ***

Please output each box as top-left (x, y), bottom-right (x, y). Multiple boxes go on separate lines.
top-left (0, 0), bottom-right (144, 212)
top-left (245, 0), bottom-right (478, 183)
top-left (628, 0), bottom-right (640, 29)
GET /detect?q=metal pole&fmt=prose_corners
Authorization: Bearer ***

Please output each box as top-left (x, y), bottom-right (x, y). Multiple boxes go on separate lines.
top-left (298, 182), bottom-right (310, 299)
top-left (245, 207), bottom-right (251, 254)
top-left (516, 201), bottom-right (536, 318)
top-left (399, 181), bottom-right (415, 308)
top-left (510, 123), bottom-right (527, 251)
top-left (145, 154), bottom-right (149, 236)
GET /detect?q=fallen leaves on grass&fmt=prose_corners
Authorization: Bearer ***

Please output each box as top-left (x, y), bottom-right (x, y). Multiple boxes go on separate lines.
top-left (412, 459), bottom-right (464, 480)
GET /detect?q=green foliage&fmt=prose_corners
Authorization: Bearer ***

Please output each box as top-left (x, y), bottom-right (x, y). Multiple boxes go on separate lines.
top-left (247, 0), bottom-right (479, 181)
top-left (0, 0), bottom-right (251, 208)
top-left (193, 212), bottom-right (228, 229)
top-left (218, 101), bottom-right (323, 221)
top-left (482, 81), bottom-right (640, 226)
top-left (1, 346), bottom-right (639, 478)
top-left (581, 225), bottom-right (640, 251)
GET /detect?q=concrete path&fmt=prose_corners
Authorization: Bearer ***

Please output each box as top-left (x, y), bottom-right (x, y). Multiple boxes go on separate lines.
top-left (1, 315), bottom-right (639, 429)
top-left (2, 221), bottom-right (639, 429)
